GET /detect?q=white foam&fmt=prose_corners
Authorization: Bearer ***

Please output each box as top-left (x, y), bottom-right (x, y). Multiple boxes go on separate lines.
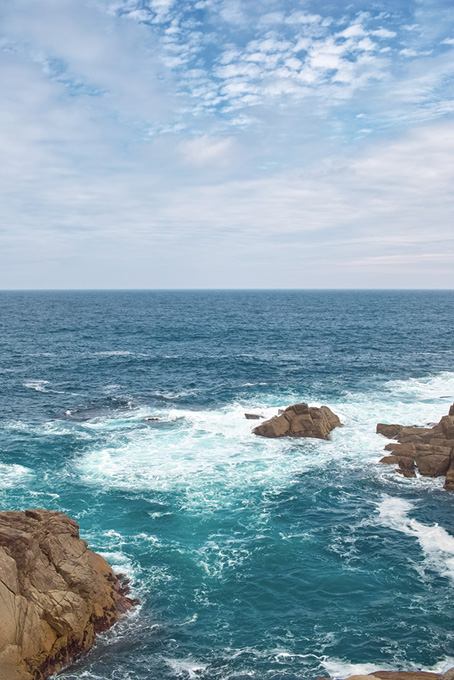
top-left (95, 351), bottom-right (133, 356)
top-left (0, 463), bottom-right (34, 490)
top-left (321, 659), bottom-right (385, 678)
top-left (378, 496), bottom-right (454, 582)
top-left (322, 656), bottom-right (454, 679)
top-left (163, 657), bottom-right (207, 678)
top-left (73, 371), bottom-right (454, 510)
top-left (23, 380), bottom-right (50, 392)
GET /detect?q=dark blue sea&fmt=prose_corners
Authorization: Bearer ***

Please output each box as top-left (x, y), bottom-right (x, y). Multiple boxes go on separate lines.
top-left (1, 290), bottom-right (454, 680)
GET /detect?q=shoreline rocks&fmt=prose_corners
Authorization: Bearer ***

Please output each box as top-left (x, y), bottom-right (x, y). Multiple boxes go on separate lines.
top-left (377, 403), bottom-right (454, 489)
top-left (0, 509), bottom-right (136, 680)
top-left (252, 403), bottom-right (342, 440)
top-left (317, 668), bottom-right (454, 680)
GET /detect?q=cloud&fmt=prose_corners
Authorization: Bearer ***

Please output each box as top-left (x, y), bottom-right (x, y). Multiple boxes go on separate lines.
top-left (0, 0), bottom-right (453, 288)
top-left (178, 135), bottom-right (236, 167)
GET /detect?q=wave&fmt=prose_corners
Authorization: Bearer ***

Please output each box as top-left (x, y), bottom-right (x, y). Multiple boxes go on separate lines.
top-left (377, 496), bottom-right (454, 583)
top-left (0, 463), bottom-right (34, 491)
top-left (321, 656), bottom-right (454, 679)
top-left (23, 379), bottom-right (50, 392)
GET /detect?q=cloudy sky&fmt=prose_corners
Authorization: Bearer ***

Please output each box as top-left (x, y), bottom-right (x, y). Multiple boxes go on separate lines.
top-left (0, 0), bottom-right (453, 288)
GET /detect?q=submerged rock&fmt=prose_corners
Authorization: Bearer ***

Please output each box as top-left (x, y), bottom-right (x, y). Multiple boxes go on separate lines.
top-left (0, 509), bottom-right (136, 680)
top-left (252, 403), bottom-right (341, 440)
top-left (377, 403), bottom-right (454, 488)
top-left (244, 413), bottom-right (264, 420)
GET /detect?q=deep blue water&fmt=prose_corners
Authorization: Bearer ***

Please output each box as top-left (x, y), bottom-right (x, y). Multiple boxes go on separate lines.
top-left (1, 290), bottom-right (454, 680)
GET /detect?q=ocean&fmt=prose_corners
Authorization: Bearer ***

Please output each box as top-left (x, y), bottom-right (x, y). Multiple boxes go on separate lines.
top-left (1, 290), bottom-right (454, 680)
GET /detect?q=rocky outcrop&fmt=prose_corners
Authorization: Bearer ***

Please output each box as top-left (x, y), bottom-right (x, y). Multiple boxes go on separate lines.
top-left (244, 413), bottom-right (264, 420)
top-left (0, 509), bottom-right (136, 680)
top-left (317, 669), bottom-right (454, 680)
top-left (252, 403), bottom-right (341, 440)
top-left (377, 403), bottom-right (454, 489)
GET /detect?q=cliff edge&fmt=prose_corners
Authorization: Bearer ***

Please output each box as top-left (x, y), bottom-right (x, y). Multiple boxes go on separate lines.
top-left (0, 509), bottom-right (135, 680)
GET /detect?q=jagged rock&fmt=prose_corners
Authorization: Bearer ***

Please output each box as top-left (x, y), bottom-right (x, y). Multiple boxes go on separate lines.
top-left (252, 403), bottom-right (341, 440)
top-left (0, 509), bottom-right (136, 680)
top-left (377, 406), bottom-right (454, 488)
top-left (244, 413), bottom-right (264, 420)
top-left (449, 403), bottom-right (454, 416)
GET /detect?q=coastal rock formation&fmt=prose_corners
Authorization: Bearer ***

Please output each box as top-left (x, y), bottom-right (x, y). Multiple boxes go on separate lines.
top-left (377, 403), bottom-right (454, 489)
top-left (0, 509), bottom-right (136, 680)
top-left (317, 668), bottom-right (454, 680)
top-left (252, 403), bottom-right (341, 440)
top-left (244, 413), bottom-right (264, 420)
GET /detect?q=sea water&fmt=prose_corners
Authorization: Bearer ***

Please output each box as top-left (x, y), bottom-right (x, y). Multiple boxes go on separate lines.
top-left (1, 290), bottom-right (454, 680)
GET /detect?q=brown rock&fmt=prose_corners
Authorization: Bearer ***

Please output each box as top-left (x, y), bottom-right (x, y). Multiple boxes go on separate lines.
top-left (376, 404), bottom-right (454, 489)
top-left (384, 443), bottom-right (400, 452)
top-left (317, 668), bottom-right (453, 680)
top-left (0, 510), bottom-right (136, 680)
top-left (397, 457), bottom-right (417, 477)
top-left (379, 455), bottom-right (400, 464)
top-left (444, 459), bottom-right (454, 490)
top-left (414, 444), bottom-right (452, 477)
top-left (252, 403), bottom-right (341, 440)
top-left (433, 416), bottom-right (454, 439)
top-left (370, 673), bottom-right (443, 680)
top-left (376, 423), bottom-right (403, 439)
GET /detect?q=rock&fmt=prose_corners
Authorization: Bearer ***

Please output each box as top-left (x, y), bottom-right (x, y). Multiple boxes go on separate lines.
top-left (252, 403), bottom-right (341, 440)
top-left (0, 509), bottom-right (136, 680)
top-left (379, 455), bottom-right (400, 464)
top-left (433, 416), bottom-right (454, 439)
top-left (449, 403), bottom-right (454, 416)
top-left (444, 459), bottom-right (454, 490)
top-left (244, 413), bottom-right (264, 420)
top-left (376, 423), bottom-right (403, 439)
top-left (145, 417), bottom-right (161, 421)
top-left (316, 670), bottom-right (447, 680)
top-left (414, 444), bottom-right (451, 477)
top-left (377, 405), bottom-right (454, 489)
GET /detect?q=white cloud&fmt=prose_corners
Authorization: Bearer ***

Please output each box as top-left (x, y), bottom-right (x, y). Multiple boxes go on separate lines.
top-left (372, 28), bottom-right (397, 38)
top-left (178, 135), bottom-right (235, 166)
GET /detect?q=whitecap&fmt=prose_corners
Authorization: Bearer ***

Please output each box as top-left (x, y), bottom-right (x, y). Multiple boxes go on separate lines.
top-left (163, 656), bottom-right (207, 678)
top-left (23, 380), bottom-right (50, 392)
top-left (321, 656), bottom-right (454, 679)
top-left (377, 496), bottom-right (454, 582)
top-left (0, 463), bottom-right (34, 489)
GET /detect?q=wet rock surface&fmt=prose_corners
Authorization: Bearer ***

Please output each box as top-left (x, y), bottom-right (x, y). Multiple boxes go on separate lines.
top-left (377, 403), bottom-right (454, 489)
top-left (252, 403), bottom-right (342, 440)
top-left (0, 509), bottom-right (136, 680)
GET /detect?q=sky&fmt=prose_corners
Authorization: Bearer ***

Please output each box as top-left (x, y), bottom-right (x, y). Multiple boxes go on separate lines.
top-left (0, 0), bottom-right (453, 289)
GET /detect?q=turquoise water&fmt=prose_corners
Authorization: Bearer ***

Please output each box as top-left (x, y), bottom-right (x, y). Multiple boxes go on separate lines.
top-left (1, 290), bottom-right (454, 680)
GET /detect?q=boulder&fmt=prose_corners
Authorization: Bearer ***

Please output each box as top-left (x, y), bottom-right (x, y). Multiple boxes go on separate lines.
top-left (252, 403), bottom-right (341, 440)
top-left (244, 413), bottom-right (264, 420)
top-left (377, 406), bottom-right (454, 488)
top-left (0, 509), bottom-right (136, 680)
